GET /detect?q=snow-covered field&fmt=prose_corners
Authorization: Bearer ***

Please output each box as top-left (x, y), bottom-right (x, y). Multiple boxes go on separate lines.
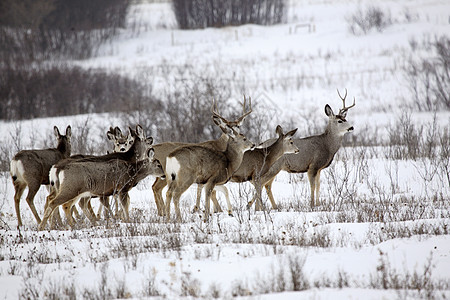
top-left (1, 0), bottom-right (449, 299)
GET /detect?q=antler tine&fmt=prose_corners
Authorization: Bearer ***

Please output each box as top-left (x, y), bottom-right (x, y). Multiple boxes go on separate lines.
top-left (236, 95), bottom-right (252, 122)
top-left (337, 88), bottom-right (356, 115)
top-left (211, 98), bottom-right (229, 123)
top-left (337, 88), bottom-right (347, 101)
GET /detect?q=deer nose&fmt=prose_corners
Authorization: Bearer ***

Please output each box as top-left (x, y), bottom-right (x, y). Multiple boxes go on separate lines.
top-left (120, 147), bottom-right (126, 152)
top-left (294, 149), bottom-right (299, 154)
top-left (348, 126), bottom-right (354, 132)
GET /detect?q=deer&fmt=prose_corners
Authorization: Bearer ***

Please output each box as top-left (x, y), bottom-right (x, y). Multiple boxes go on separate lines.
top-left (107, 126), bottom-right (134, 153)
top-left (151, 97), bottom-right (252, 216)
top-left (39, 126), bottom-right (164, 230)
top-left (47, 126), bottom-right (135, 227)
top-left (197, 125), bottom-right (299, 213)
top-left (164, 111), bottom-right (255, 222)
top-left (252, 89), bottom-right (356, 209)
top-left (45, 125), bottom-right (156, 225)
top-left (10, 125), bottom-right (72, 227)
top-left (100, 126), bottom-right (135, 217)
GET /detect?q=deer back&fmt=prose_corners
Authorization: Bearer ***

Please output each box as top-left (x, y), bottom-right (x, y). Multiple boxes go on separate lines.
top-left (57, 150), bottom-right (163, 198)
top-left (232, 125), bottom-right (298, 182)
top-left (11, 125), bottom-right (72, 185)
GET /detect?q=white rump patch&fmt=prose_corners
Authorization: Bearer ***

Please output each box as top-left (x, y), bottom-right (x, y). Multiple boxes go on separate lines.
top-left (10, 160), bottom-right (25, 180)
top-left (58, 170), bottom-right (65, 186)
top-left (49, 166), bottom-right (58, 186)
top-left (166, 157), bottom-right (181, 180)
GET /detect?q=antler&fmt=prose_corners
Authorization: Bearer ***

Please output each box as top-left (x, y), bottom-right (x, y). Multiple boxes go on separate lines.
top-left (235, 95), bottom-right (252, 124)
top-left (211, 95), bottom-right (252, 128)
top-left (337, 88), bottom-right (355, 115)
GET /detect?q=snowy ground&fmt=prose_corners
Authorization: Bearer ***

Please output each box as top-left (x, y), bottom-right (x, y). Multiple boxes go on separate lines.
top-left (0, 0), bottom-right (449, 299)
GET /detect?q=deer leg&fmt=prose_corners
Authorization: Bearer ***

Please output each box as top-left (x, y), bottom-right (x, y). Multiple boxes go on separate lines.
top-left (152, 177), bottom-right (167, 216)
top-left (50, 207), bottom-right (63, 229)
top-left (211, 190), bottom-right (223, 213)
top-left (119, 193), bottom-right (130, 222)
top-left (96, 198), bottom-right (104, 219)
top-left (83, 197), bottom-right (98, 221)
top-left (307, 169), bottom-right (317, 208)
top-left (62, 202), bottom-right (76, 229)
top-left (13, 180), bottom-right (26, 227)
top-left (25, 183), bottom-right (42, 225)
top-left (247, 194), bottom-right (257, 209)
top-left (39, 203), bottom-right (58, 231)
top-left (214, 185), bottom-right (232, 216)
top-left (192, 184), bottom-right (203, 213)
top-left (253, 178), bottom-right (265, 211)
top-left (172, 188), bottom-right (185, 222)
top-left (203, 182), bottom-right (215, 221)
top-left (78, 197), bottom-right (97, 226)
top-left (165, 184), bottom-right (175, 221)
top-left (264, 178), bottom-right (278, 210)
top-left (99, 196), bottom-right (114, 219)
top-left (315, 170), bottom-right (322, 207)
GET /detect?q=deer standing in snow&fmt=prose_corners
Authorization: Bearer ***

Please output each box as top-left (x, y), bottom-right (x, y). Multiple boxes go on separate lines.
top-left (40, 125), bottom-right (164, 230)
top-left (253, 89), bottom-right (356, 209)
top-left (151, 97), bottom-right (252, 216)
top-left (164, 109), bottom-right (255, 222)
top-left (10, 125), bottom-right (72, 227)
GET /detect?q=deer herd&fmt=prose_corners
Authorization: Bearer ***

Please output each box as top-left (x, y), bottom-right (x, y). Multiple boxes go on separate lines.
top-left (9, 90), bottom-right (355, 230)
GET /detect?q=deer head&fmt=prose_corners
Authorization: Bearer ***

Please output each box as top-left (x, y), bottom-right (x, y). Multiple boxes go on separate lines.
top-left (324, 89), bottom-right (356, 136)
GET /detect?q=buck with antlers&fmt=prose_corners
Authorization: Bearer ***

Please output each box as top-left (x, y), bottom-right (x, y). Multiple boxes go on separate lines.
top-left (151, 97), bottom-right (252, 216)
top-left (193, 125), bottom-right (299, 214)
top-left (252, 89), bottom-right (356, 209)
top-left (41, 125), bottom-right (163, 229)
top-left (10, 125), bottom-right (72, 227)
top-left (164, 108), bottom-right (255, 221)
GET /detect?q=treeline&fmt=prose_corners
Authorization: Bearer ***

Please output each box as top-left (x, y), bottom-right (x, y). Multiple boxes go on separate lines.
top-left (0, 0), bottom-right (131, 62)
top-left (0, 0), bottom-right (143, 121)
top-left (172, 0), bottom-right (287, 29)
top-left (0, 64), bottom-right (161, 121)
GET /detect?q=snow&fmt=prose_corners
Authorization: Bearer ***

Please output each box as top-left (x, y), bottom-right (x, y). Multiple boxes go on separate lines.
top-left (1, 0), bottom-right (450, 299)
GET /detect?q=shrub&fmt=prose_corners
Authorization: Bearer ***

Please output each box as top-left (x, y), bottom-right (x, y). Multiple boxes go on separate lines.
top-left (347, 5), bottom-right (392, 35)
top-left (172, 0), bottom-right (287, 29)
top-left (404, 35), bottom-right (450, 111)
top-left (0, 64), bottom-right (162, 121)
top-left (0, 0), bottom-right (131, 62)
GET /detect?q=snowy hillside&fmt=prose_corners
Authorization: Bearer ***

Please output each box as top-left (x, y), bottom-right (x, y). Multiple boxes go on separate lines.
top-left (0, 0), bottom-right (449, 299)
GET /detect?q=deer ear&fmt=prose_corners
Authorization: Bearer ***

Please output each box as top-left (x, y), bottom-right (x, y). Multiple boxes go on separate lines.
top-left (107, 132), bottom-right (115, 140)
top-left (275, 125), bottom-right (283, 137)
top-left (147, 148), bottom-right (155, 160)
top-left (107, 127), bottom-right (115, 140)
top-left (285, 128), bottom-right (298, 138)
top-left (135, 125), bottom-right (145, 139)
top-left (325, 104), bottom-right (334, 117)
top-left (54, 126), bottom-right (60, 137)
top-left (146, 137), bottom-right (154, 146)
top-left (65, 126), bottom-right (71, 138)
top-left (114, 126), bottom-right (122, 136)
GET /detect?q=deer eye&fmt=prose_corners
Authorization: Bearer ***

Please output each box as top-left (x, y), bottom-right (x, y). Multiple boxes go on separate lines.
top-left (338, 120), bottom-right (344, 124)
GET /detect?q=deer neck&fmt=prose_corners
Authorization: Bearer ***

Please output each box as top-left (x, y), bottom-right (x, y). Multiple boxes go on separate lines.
top-left (324, 127), bottom-right (344, 155)
top-left (57, 141), bottom-right (71, 157)
top-left (224, 142), bottom-right (245, 176)
top-left (260, 136), bottom-right (284, 173)
top-left (217, 133), bottom-right (229, 148)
